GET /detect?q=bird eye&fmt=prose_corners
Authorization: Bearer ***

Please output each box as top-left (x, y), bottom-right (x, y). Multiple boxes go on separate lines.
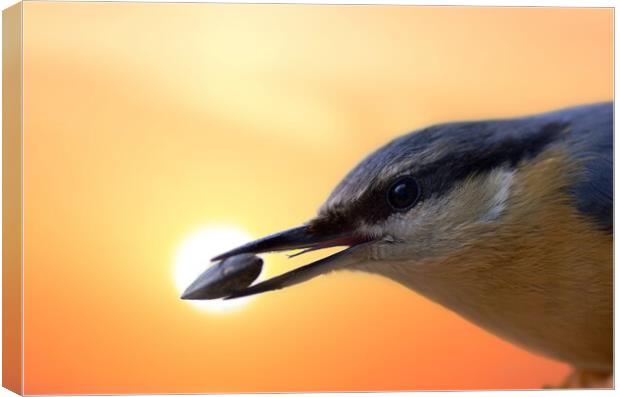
top-left (387, 177), bottom-right (420, 211)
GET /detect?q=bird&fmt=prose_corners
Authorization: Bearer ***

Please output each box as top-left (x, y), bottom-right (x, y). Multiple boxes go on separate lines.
top-left (213, 102), bottom-right (613, 388)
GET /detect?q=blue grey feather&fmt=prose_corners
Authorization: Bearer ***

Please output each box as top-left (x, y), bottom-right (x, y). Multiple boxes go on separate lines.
top-left (322, 102), bottom-right (612, 233)
top-left (552, 102), bottom-right (613, 232)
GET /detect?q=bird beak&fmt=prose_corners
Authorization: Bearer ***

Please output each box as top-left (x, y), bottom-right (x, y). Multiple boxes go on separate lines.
top-left (211, 225), bottom-right (372, 299)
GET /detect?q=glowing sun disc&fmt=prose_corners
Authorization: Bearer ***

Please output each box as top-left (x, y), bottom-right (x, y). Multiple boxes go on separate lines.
top-left (173, 225), bottom-right (257, 312)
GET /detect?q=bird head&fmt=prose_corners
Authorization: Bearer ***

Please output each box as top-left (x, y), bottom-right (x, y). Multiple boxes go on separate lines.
top-left (214, 116), bottom-right (568, 299)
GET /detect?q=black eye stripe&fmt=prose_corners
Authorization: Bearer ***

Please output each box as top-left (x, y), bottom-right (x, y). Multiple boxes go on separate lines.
top-left (317, 118), bottom-right (569, 232)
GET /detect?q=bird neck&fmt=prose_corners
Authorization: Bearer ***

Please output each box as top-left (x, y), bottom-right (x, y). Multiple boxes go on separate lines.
top-left (354, 152), bottom-right (612, 370)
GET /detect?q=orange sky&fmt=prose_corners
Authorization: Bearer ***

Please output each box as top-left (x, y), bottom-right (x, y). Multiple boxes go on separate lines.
top-left (21, 3), bottom-right (612, 394)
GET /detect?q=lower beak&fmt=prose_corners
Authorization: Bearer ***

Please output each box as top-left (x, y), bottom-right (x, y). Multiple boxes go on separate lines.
top-left (210, 225), bottom-right (371, 299)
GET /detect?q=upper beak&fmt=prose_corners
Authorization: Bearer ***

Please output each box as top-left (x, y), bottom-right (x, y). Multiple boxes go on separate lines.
top-left (211, 224), bottom-right (372, 299)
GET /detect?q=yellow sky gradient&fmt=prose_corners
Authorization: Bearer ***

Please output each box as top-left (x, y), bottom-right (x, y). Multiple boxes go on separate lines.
top-left (21, 3), bottom-right (612, 394)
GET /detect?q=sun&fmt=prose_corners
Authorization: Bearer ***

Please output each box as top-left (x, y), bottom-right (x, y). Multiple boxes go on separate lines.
top-left (173, 225), bottom-right (258, 313)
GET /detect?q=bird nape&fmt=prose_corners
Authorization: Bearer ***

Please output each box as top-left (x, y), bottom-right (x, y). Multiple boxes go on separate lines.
top-left (189, 102), bottom-right (614, 389)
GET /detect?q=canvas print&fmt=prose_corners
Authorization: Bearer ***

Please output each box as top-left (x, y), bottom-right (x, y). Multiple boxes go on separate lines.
top-left (2, 2), bottom-right (613, 394)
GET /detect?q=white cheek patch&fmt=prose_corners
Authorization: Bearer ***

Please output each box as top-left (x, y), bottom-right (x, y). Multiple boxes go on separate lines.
top-left (480, 169), bottom-right (515, 222)
top-left (357, 221), bottom-right (387, 240)
top-left (357, 168), bottom-right (515, 260)
top-left (363, 168), bottom-right (515, 241)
